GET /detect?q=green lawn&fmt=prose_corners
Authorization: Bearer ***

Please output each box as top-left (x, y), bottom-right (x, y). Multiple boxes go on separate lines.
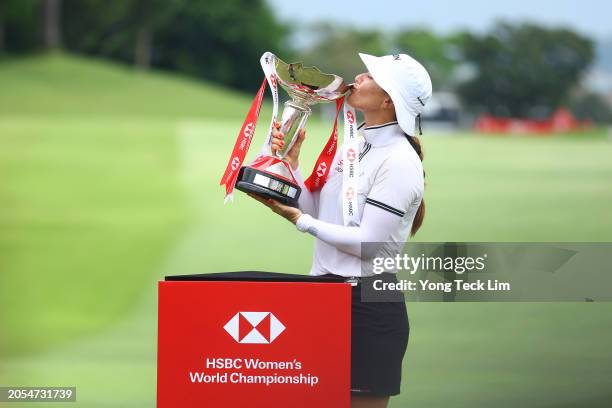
top-left (1, 54), bottom-right (611, 407)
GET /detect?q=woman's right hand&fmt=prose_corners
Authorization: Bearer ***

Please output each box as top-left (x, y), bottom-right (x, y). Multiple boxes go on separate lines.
top-left (271, 120), bottom-right (306, 171)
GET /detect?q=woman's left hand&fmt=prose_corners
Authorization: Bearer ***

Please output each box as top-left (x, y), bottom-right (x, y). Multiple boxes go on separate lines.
top-left (248, 193), bottom-right (302, 225)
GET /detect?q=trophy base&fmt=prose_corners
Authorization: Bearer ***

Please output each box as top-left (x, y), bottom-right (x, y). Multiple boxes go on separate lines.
top-left (236, 166), bottom-right (301, 207)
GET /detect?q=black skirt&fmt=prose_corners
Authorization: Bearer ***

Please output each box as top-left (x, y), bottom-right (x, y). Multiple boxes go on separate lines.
top-left (322, 273), bottom-right (410, 397)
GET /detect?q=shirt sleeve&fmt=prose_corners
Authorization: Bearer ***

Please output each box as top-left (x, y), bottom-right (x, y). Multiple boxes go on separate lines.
top-left (365, 151), bottom-right (423, 216)
top-left (293, 168), bottom-right (319, 217)
top-left (295, 204), bottom-right (403, 258)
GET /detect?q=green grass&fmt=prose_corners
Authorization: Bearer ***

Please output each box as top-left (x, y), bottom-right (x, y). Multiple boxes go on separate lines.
top-left (1, 54), bottom-right (611, 407)
top-left (0, 117), bottom-right (189, 354)
top-left (0, 52), bottom-right (250, 119)
top-left (421, 133), bottom-right (612, 241)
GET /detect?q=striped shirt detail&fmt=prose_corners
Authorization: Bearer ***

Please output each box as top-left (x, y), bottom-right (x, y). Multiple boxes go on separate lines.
top-left (359, 142), bottom-right (372, 161)
top-left (365, 198), bottom-right (405, 217)
top-left (362, 121), bottom-right (399, 130)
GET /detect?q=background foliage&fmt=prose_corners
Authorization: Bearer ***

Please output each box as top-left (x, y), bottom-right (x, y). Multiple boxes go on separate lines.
top-left (1, 0), bottom-right (609, 119)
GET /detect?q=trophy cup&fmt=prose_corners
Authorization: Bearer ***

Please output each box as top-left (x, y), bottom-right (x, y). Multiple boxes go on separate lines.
top-left (234, 54), bottom-right (350, 207)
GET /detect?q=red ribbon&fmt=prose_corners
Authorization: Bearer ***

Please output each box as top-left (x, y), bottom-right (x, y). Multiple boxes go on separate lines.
top-left (221, 80), bottom-right (345, 199)
top-left (220, 78), bottom-right (267, 198)
top-left (304, 97), bottom-right (344, 192)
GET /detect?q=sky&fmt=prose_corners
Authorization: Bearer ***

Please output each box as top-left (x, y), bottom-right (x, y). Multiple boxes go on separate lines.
top-left (267, 0), bottom-right (612, 41)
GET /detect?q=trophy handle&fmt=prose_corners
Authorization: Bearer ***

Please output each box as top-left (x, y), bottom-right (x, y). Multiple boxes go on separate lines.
top-left (276, 101), bottom-right (311, 159)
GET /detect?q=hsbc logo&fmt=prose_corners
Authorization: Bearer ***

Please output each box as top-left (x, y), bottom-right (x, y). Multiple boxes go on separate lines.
top-left (223, 312), bottom-right (286, 344)
top-left (316, 162), bottom-right (327, 177)
top-left (346, 111), bottom-right (355, 124)
top-left (231, 157), bottom-right (240, 171)
top-left (347, 148), bottom-right (356, 163)
top-left (243, 122), bottom-right (255, 140)
top-left (345, 186), bottom-right (355, 200)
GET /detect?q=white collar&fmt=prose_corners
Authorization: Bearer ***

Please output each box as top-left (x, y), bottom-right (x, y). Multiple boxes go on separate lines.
top-left (359, 121), bottom-right (404, 147)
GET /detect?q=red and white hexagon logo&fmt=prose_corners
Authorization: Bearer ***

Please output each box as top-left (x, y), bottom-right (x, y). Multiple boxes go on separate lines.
top-left (345, 187), bottom-right (355, 200)
top-left (223, 312), bottom-right (285, 344)
top-left (231, 157), bottom-right (241, 171)
top-left (347, 148), bottom-right (357, 163)
top-left (316, 162), bottom-right (327, 177)
top-left (243, 122), bottom-right (255, 139)
top-left (346, 111), bottom-right (355, 124)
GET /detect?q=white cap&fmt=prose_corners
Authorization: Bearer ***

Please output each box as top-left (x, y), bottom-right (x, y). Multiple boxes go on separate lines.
top-left (359, 53), bottom-right (433, 135)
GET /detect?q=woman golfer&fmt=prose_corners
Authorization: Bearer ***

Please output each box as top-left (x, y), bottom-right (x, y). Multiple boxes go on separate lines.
top-left (250, 52), bottom-right (432, 408)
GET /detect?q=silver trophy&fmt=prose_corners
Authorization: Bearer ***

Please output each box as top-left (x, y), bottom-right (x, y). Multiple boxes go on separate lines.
top-left (235, 53), bottom-right (350, 207)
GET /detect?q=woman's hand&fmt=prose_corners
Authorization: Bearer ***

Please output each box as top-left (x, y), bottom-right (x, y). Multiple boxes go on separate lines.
top-left (271, 120), bottom-right (306, 171)
top-left (248, 193), bottom-right (302, 225)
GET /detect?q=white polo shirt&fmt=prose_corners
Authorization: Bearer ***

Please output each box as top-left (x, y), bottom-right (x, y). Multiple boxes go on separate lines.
top-left (295, 121), bottom-right (424, 277)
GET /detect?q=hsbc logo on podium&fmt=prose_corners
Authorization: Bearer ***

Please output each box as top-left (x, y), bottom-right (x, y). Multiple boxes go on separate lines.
top-left (223, 312), bottom-right (286, 344)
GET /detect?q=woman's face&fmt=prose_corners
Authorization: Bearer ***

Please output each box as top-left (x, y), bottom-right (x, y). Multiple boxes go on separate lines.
top-left (347, 72), bottom-right (391, 112)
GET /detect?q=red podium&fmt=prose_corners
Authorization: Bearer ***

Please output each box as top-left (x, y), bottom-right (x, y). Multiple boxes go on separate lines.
top-left (157, 272), bottom-right (351, 408)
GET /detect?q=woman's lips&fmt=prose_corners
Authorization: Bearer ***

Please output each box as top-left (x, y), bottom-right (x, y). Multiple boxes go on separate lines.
top-left (340, 83), bottom-right (355, 95)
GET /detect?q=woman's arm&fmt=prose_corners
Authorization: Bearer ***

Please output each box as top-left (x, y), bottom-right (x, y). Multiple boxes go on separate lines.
top-left (293, 168), bottom-right (319, 217)
top-left (251, 147), bottom-right (422, 261)
top-left (295, 204), bottom-right (404, 258)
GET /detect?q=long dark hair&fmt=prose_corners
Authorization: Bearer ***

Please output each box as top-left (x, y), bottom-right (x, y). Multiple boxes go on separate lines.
top-left (405, 134), bottom-right (425, 237)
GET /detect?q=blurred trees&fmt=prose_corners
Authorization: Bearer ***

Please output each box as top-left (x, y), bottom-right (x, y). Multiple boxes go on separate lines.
top-left (1, 0), bottom-right (287, 91)
top-left (130, 0), bottom-right (175, 69)
top-left (298, 23), bottom-right (388, 81)
top-left (43, 0), bottom-right (61, 49)
top-left (63, 0), bottom-right (288, 90)
top-left (456, 22), bottom-right (594, 117)
top-left (394, 28), bottom-right (459, 89)
top-left (0, 3), bottom-right (606, 119)
top-left (153, 0), bottom-right (288, 91)
top-left (0, 0), bottom-right (40, 52)
top-left (298, 25), bottom-right (465, 89)
top-left (0, 3), bottom-right (4, 51)
top-left (570, 92), bottom-right (612, 123)
top-left (295, 22), bottom-right (605, 121)
top-left (62, 0), bottom-right (182, 70)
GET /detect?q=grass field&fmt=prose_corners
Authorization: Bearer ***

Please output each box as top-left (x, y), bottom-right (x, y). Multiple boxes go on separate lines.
top-left (1, 54), bottom-right (611, 407)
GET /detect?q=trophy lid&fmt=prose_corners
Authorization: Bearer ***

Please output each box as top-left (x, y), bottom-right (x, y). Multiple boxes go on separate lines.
top-left (271, 54), bottom-right (350, 103)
